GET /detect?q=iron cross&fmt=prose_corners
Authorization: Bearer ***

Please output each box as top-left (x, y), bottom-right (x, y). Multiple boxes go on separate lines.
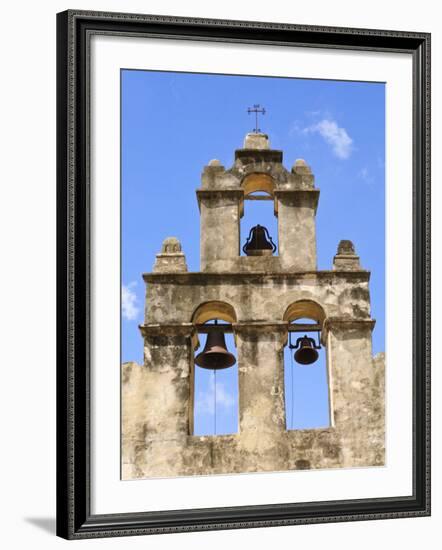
top-left (247, 104), bottom-right (266, 133)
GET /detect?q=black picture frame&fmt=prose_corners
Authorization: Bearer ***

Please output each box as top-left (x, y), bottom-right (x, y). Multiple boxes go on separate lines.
top-left (56, 9), bottom-right (431, 540)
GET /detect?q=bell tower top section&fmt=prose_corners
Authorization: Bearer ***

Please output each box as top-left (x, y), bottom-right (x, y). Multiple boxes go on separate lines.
top-left (197, 132), bottom-right (320, 273)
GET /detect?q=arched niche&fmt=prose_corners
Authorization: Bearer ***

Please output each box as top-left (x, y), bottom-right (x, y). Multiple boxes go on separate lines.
top-left (192, 300), bottom-right (237, 325)
top-left (242, 173), bottom-right (275, 197)
top-left (191, 301), bottom-right (239, 436)
top-left (240, 173), bottom-right (279, 252)
top-left (191, 301), bottom-right (237, 351)
top-left (283, 299), bottom-right (326, 326)
top-left (283, 300), bottom-right (330, 430)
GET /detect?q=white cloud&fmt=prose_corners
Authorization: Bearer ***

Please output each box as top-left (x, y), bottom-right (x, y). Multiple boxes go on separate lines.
top-left (122, 282), bottom-right (140, 321)
top-left (194, 377), bottom-right (235, 414)
top-left (303, 118), bottom-right (353, 159)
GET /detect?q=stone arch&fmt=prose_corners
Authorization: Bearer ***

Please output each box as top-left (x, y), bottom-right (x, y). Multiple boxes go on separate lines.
top-left (283, 299), bottom-right (326, 326)
top-left (242, 172), bottom-right (275, 197)
top-left (191, 300), bottom-right (237, 325)
top-left (240, 172), bottom-right (278, 228)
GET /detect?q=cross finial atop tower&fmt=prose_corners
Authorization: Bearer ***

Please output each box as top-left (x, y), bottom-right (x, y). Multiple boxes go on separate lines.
top-left (247, 104), bottom-right (266, 133)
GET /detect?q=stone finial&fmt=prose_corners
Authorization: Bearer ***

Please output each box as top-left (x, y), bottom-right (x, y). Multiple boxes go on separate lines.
top-left (337, 239), bottom-right (356, 255)
top-left (243, 132), bottom-right (270, 150)
top-left (291, 158), bottom-right (312, 175)
top-left (201, 159), bottom-right (227, 188)
top-left (333, 239), bottom-right (361, 271)
top-left (153, 237), bottom-right (187, 273)
top-left (208, 159), bottom-right (221, 167)
top-left (161, 237), bottom-right (182, 254)
top-left (289, 158), bottom-right (314, 189)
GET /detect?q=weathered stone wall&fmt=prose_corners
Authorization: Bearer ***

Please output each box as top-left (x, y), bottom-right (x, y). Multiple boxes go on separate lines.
top-left (324, 320), bottom-right (385, 467)
top-left (122, 269), bottom-right (385, 480)
top-left (122, 346), bottom-right (385, 478)
top-left (198, 190), bottom-right (242, 271)
top-left (143, 271), bottom-right (372, 326)
top-left (276, 190), bottom-right (319, 271)
top-left (235, 324), bottom-right (288, 472)
top-left (122, 326), bottom-right (194, 479)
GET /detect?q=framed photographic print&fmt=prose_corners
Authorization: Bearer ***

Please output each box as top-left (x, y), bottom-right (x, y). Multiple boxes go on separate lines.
top-left (56, 10), bottom-right (431, 539)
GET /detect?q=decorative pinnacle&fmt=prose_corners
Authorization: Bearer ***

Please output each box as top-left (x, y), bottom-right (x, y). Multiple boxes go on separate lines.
top-left (247, 104), bottom-right (266, 133)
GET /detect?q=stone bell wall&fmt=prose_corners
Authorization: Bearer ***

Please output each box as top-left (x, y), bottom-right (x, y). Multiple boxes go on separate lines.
top-left (121, 132), bottom-right (385, 479)
top-left (122, 345), bottom-right (385, 479)
top-left (122, 266), bottom-right (385, 479)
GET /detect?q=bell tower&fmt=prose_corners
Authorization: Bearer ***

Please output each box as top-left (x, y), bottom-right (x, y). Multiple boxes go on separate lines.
top-left (122, 128), bottom-right (385, 480)
top-left (198, 132), bottom-right (319, 272)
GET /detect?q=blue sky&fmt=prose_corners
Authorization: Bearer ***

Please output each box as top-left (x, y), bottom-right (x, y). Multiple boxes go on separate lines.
top-left (121, 69), bottom-right (385, 435)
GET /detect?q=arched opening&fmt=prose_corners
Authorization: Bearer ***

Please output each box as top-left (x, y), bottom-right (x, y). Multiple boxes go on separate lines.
top-left (191, 302), bottom-right (239, 436)
top-left (240, 173), bottom-right (278, 256)
top-left (283, 300), bottom-right (326, 325)
top-left (242, 173), bottom-right (274, 197)
top-left (192, 301), bottom-right (236, 326)
top-left (283, 301), bottom-right (330, 430)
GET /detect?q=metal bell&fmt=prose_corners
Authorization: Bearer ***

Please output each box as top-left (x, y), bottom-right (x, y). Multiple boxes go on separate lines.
top-left (293, 335), bottom-right (320, 365)
top-left (195, 330), bottom-right (236, 370)
top-left (242, 224), bottom-right (277, 256)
